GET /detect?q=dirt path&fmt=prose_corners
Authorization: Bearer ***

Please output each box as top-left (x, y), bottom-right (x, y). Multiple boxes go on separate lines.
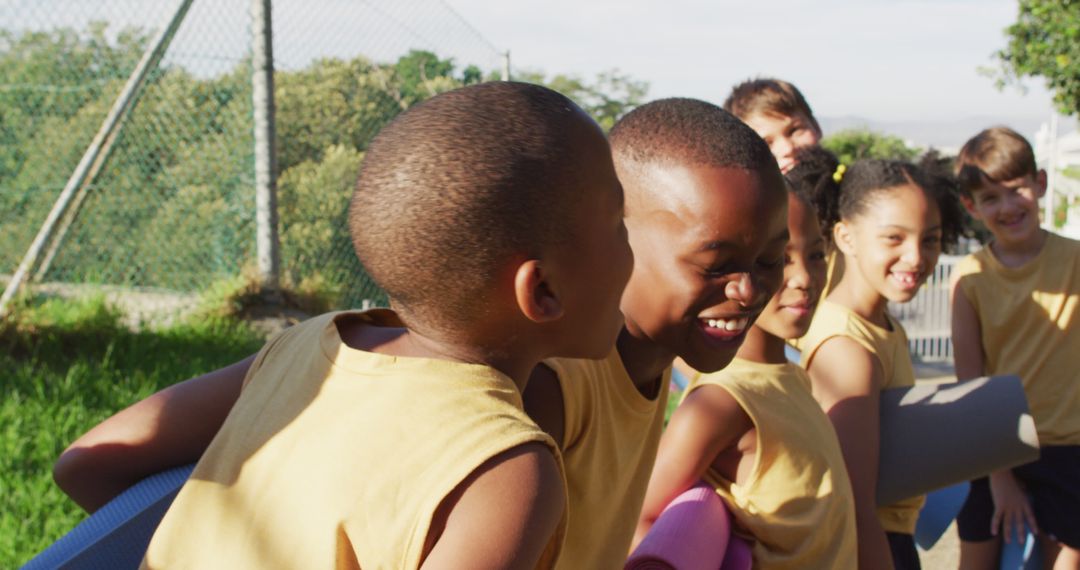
top-left (921, 522), bottom-right (960, 568)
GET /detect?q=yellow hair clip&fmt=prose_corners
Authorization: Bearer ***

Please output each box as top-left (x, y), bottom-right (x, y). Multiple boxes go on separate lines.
top-left (833, 163), bottom-right (847, 184)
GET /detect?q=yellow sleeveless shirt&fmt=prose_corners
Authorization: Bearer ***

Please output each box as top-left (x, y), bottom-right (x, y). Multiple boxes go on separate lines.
top-left (955, 233), bottom-right (1080, 445)
top-left (800, 300), bottom-right (924, 534)
top-left (687, 358), bottom-right (857, 569)
top-left (543, 349), bottom-right (671, 570)
top-left (143, 310), bottom-right (566, 569)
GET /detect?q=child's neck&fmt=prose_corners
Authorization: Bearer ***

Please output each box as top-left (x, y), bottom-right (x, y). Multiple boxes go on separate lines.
top-left (830, 272), bottom-right (891, 328)
top-left (734, 325), bottom-right (787, 365)
top-left (338, 315), bottom-right (537, 391)
top-left (990, 228), bottom-right (1048, 268)
top-left (616, 327), bottom-right (670, 399)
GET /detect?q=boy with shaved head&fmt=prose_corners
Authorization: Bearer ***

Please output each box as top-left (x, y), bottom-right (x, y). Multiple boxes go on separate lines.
top-left (524, 98), bottom-right (790, 568)
top-left (54, 82), bottom-right (633, 569)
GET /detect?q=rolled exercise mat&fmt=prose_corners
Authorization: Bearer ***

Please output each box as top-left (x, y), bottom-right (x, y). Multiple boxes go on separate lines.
top-left (876, 375), bottom-right (1039, 506)
top-left (625, 482), bottom-right (732, 570)
top-left (720, 535), bottom-right (751, 570)
top-left (999, 523), bottom-right (1041, 570)
top-left (914, 482), bottom-right (969, 550)
top-left (21, 463), bottom-right (194, 570)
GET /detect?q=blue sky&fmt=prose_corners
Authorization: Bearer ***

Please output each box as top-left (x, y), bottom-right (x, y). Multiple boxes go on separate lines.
top-left (447, 0), bottom-right (1059, 126)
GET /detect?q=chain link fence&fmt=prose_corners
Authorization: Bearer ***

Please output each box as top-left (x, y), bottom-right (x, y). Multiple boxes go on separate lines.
top-left (1, 0), bottom-right (504, 316)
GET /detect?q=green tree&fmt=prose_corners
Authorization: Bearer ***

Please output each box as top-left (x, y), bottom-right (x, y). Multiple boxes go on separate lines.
top-left (994, 0), bottom-right (1080, 116)
top-left (277, 144), bottom-right (384, 306)
top-left (516, 68), bottom-right (649, 131)
top-left (274, 51), bottom-right (473, 171)
top-left (821, 129), bottom-right (919, 165)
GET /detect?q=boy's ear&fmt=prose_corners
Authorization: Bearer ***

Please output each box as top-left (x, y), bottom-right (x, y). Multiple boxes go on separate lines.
top-left (959, 194), bottom-right (981, 220)
top-left (513, 260), bottom-right (564, 324)
top-left (1034, 169), bottom-right (1048, 198)
top-left (833, 222), bottom-right (855, 257)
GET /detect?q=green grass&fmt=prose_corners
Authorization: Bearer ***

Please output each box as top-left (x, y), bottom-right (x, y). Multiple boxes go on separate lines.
top-left (0, 296), bottom-right (265, 567)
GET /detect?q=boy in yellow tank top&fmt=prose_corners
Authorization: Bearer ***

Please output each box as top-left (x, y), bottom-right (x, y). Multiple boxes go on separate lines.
top-left (951, 127), bottom-right (1080, 569)
top-left (522, 99), bottom-right (791, 569)
top-left (636, 171), bottom-right (858, 568)
top-left (53, 82), bottom-right (634, 569)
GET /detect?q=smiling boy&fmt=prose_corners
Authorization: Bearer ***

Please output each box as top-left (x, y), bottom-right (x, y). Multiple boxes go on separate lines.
top-left (723, 78), bottom-right (823, 174)
top-left (952, 126), bottom-right (1080, 569)
top-left (524, 98), bottom-right (789, 569)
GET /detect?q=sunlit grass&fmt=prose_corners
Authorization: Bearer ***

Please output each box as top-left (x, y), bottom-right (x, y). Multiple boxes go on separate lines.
top-left (0, 296), bottom-right (263, 566)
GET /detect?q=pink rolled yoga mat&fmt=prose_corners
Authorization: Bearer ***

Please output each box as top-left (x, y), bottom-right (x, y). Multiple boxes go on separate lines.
top-left (877, 375), bottom-right (1040, 505)
top-left (625, 482), bottom-right (749, 570)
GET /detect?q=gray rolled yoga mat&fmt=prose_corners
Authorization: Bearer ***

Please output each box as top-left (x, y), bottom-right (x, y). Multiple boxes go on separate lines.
top-left (876, 375), bottom-right (1039, 506)
top-left (22, 463), bottom-right (194, 570)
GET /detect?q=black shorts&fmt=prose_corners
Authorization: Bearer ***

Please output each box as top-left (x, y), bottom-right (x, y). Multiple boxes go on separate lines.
top-left (956, 445), bottom-right (1080, 548)
top-left (886, 532), bottom-right (921, 570)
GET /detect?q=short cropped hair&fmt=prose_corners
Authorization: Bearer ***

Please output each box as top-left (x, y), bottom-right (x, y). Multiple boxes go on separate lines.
top-left (723, 78), bottom-right (821, 132)
top-left (349, 82), bottom-right (591, 332)
top-left (955, 126), bottom-right (1038, 197)
top-left (609, 97), bottom-right (776, 177)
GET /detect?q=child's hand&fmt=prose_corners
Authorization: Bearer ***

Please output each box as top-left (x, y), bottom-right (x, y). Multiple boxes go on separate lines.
top-left (988, 470), bottom-right (1037, 544)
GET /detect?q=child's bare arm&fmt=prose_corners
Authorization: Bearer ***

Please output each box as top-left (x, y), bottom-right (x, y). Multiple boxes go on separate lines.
top-left (632, 385), bottom-right (752, 551)
top-left (53, 355), bottom-right (254, 512)
top-left (421, 442), bottom-right (565, 570)
top-left (807, 338), bottom-right (894, 570)
top-left (950, 274), bottom-right (1037, 541)
top-left (950, 273), bottom-right (985, 381)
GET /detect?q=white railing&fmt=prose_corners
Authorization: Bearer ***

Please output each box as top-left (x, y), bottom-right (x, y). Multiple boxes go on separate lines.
top-left (889, 254), bottom-right (964, 362)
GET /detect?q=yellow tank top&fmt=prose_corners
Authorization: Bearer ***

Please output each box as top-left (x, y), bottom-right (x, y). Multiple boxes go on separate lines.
top-left (800, 300), bottom-right (924, 534)
top-left (823, 247), bottom-right (845, 298)
top-left (955, 233), bottom-right (1080, 445)
top-left (143, 310), bottom-right (566, 569)
top-left (687, 359), bottom-right (857, 569)
top-left (543, 349), bottom-right (671, 570)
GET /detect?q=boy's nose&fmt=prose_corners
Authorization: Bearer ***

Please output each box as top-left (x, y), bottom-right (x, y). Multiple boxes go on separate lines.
top-left (772, 136), bottom-right (794, 160)
top-left (725, 272), bottom-right (758, 307)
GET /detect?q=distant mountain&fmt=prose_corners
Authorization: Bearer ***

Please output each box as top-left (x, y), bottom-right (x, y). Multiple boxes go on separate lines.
top-left (818, 115), bottom-right (1077, 154)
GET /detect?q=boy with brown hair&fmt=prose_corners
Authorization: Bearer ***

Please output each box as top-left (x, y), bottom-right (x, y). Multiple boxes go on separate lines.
top-left (951, 126), bottom-right (1080, 569)
top-left (723, 77), bottom-right (823, 174)
top-left (53, 81), bottom-right (633, 569)
top-left (524, 97), bottom-right (790, 569)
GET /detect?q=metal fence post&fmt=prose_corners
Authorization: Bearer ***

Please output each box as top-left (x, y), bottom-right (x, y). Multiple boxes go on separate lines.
top-left (0, 0), bottom-right (194, 319)
top-left (252, 0), bottom-right (280, 295)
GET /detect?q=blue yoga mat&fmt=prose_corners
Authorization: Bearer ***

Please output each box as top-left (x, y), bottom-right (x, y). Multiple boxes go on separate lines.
top-left (22, 463), bottom-right (194, 570)
top-left (914, 482), bottom-right (969, 550)
top-left (999, 524), bottom-right (1042, 570)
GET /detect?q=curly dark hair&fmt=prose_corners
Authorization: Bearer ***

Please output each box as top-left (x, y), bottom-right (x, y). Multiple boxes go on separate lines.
top-left (785, 146), bottom-right (841, 244)
top-left (830, 159), bottom-right (964, 252)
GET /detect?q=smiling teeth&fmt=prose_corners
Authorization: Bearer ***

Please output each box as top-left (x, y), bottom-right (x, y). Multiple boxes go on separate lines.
top-left (706, 317), bottom-right (749, 332)
top-left (893, 272), bottom-right (917, 285)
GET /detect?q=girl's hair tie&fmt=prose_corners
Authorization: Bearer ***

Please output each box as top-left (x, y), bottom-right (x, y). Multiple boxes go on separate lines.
top-left (832, 163), bottom-right (847, 184)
